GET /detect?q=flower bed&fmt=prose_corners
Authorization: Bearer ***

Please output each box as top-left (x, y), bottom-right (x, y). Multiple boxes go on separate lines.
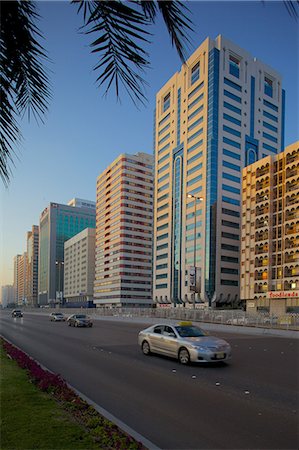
top-left (1, 338), bottom-right (146, 450)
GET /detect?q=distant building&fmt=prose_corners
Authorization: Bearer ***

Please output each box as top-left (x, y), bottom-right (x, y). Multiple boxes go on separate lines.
top-left (1, 285), bottom-right (14, 308)
top-left (67, 198), bottom-right (96, 209)
top-left (17, 252), bottom-right (27, 305)
top-left (64, 228), bottom-right (95, 307)
top-left (38, 200), bottom-right (96, 305)
top-left (13, 254), bottom-right (22, 305)
top-left (240, 141), bottom-right (299, 315)
top-left (94, 152), bottom-right (154, 307)
top-left (26, 225), bottom-right (39, 307)
top-left (153, 35), bottom-right (285, 308)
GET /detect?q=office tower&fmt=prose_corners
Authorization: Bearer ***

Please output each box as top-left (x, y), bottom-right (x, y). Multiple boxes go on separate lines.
top-left (153, 35), bottom-right (285, 307)
top-left (94, 152), bottom-right (154, 307)
top-left (1, 285), bottom-right (14, 308)
top-left (17, 252), bottom-right (27, 305)
top-left (241, 141), bottom-right (299, 315)
top-left (26, 225), bottom-right (39, 307)
top-left (38, 200), bottom-right (96, 305)
top-left (64, 227), bottom-right (95, 307)
top-left (13, 254), bottom-right (21, 305)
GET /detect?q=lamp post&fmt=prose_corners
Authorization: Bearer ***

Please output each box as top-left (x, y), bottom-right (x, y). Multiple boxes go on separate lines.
top-left (187, 193), bottom-right (203, 308)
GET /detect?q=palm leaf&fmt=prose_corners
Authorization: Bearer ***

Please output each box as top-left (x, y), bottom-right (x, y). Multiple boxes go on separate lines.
top-left (0, 0), bottom-right (50, 185)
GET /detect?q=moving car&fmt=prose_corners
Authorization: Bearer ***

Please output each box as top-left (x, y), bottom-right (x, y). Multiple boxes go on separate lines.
top-left (11, 309), bottom-right (23, 318)
top-left (49, 312), bottom-right (65, 322)
top-left (138, 322), bottom-right (231, 364)
top-left (67, 314), bottom-right (93, 327)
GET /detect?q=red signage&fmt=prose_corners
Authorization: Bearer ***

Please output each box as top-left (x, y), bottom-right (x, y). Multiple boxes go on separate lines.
top-left (268, 291), bottom-right (299, 299)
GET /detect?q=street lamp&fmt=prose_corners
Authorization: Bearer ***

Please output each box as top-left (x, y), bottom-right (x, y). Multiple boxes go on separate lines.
top-left (187, 193), bottom-right (203, 308)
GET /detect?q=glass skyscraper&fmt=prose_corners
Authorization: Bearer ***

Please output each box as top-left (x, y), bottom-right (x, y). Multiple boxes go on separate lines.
top-left (38, 199), bottom-right (96, 305)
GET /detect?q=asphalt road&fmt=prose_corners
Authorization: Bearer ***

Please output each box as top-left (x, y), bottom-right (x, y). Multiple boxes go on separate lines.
top-left (1, 311), bottom-right (298, 450)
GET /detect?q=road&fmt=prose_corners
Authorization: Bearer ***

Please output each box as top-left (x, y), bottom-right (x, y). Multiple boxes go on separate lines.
top-left (1, 311), bottom-right (298, 449)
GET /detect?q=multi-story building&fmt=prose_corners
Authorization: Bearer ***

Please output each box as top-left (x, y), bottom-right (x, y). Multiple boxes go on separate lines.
top-left (241, 141), bottom-right (299, 315)
top-left (64, 227), bottom-right (95, 306)
top-left (13, 254), bottom-right (21, 305)
top-left (153, 34), bottom-right (285, 307)
top-left (26, 225), bottom-right (39, 307)
top-left (38, 200), bottom-right (96, 305)
top-left (17, 252), bottom-right (27, 305)
top-left (1, 285), bottom-right (14, 308)
top-left (94, 152), bottom-right (154, 307)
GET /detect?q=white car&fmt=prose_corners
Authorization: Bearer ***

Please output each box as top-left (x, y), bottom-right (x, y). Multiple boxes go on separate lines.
top-left (49, 312), bottom-right (65, 322)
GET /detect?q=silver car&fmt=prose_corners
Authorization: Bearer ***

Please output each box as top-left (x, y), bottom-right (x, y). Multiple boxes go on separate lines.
top-left (138, 322), bottom-right (232, 364)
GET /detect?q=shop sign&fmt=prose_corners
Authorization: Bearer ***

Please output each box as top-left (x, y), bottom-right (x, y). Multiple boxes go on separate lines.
top-left (267, 291), bottom-right (299, 299)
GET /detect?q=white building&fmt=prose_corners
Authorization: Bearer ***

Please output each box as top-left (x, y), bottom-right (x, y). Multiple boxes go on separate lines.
top-left (153, 35), bottom-right (285, 308)
top-left (94, 152), bottom-right (154, 307)
top-left (64, 227), bottom-right (95, 306)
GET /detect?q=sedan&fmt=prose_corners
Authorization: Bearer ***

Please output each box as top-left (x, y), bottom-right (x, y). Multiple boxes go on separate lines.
top-left (11, 309), bottom-right (23, 318)
top-left (49, 312), bottom-right (65, 322)
top-left (138, 322), bottom-right (232, 364)
top-left (67, 314), bottom-right (93, 327)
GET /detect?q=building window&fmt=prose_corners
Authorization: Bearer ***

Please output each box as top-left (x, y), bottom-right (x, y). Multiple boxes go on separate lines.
top-left (163, 93), bottom-right (170, 112)
top-left (264, 76), bottom-right (273, 97)
top-left (191, 62), bottom-right (200, 85)
top-left (229, 54), bottom-right (240, 78)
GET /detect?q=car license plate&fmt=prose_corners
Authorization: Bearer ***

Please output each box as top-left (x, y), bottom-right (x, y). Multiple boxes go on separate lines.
top-left (216, 353), bottom-right (224, 359)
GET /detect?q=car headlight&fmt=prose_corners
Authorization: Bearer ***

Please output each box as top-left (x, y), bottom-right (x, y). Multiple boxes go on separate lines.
top-left (190, 345), bottom-right (208, 352)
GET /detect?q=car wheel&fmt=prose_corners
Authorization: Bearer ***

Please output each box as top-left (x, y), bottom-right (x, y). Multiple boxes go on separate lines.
top-left (142, 340), bottom-right (151, 356)
top-left (89, 323), bottom-right (93, 327)
top-left (68, 321), bottom-right (71, 326)
top-left (178, 347), bottom-right (190, 365)
top-left (75, 322), bottom-right (78, 327)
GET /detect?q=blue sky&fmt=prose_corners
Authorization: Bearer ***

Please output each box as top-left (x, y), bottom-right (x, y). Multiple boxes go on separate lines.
top-left (1, 0), bottom-right (298, 286)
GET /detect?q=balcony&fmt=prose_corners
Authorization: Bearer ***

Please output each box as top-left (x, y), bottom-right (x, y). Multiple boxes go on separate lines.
top-left (256, 179), bottom-right (270, 191)
top-left (286, 166), bottom-right (299, 180)
top-left (255, 257), bottom-right (269, 268)
top-left (255, 231), bottom-right (269, 242)
top-left (285, 223), bottom-right (299, 235)
top-left (286, 193), bottom-right (299, 207)
top-left (255, 206), bottom-right (269, 217)
top-left (255, 244), bottom-right (269, 255)
top-left (285, 208), bottom-right (299, 222)
top-left (285, 238), bottom-right (299, 249)
top-left (255, 218), bottom-right (269, 229)
top-left (286, 151), bottom-right (299, 166)
top-left (255, 270), bottom-right (268, 281)
top-left (286, 179), bottom-right (299, 193)
top-left (256, 192), bottom-right (269, 204)
top-left (254, 283), bottom-right (268, 294)
top-left (284, 252), bottom-right (299, 264)
top-left (284, 267), bottom-right (299, 278)
top-left (256, 165), bottom-right (270, 179)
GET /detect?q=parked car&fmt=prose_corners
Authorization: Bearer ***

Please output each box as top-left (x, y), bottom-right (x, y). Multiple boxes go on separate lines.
top-left (49, 312), bottom-right (65, 322)
top-left (67, 314), bottom-right (93, 327)
top-left (11, 309), bottom-right (23, 318)
top-left (138, 322), bottom-right (232, 364)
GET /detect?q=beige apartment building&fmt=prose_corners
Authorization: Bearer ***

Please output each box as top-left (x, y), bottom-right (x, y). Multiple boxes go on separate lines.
top-left (240, 141), bottom-right (299, 315)
top-left (26, 225), bottom-right (39, 306)
top-left (94, 152), bottom-right (154, 307)
top-left (64, 227), bottom-right (95, 306)
top-left (153, 35), bottom-right (285, 307)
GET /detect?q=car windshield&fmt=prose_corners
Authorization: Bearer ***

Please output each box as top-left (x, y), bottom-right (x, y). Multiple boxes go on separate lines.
top-left (175, 326), bottom-right (206, 338)
top-left (76, 315), bottom-right (87, 319)
top-left (55, 313), bottom-right (63, 316)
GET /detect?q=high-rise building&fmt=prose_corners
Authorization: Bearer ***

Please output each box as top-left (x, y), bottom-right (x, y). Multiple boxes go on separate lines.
top-left (26, 225), bottom-right (39, 307)
top-left (94, 152), bottom-right (154, 307)
top-left (240, 141), bottom-right (299, 315)
top-left (13, 254), bottom-right (22, 305)
top-left (38, 201), bottom-right (96, 305)
top-left (64, 227), bottom-right (95, 307)
top-left (153, 35), bottom-right (285, 307)
top-left (17, 252), bottom-right (27, 305)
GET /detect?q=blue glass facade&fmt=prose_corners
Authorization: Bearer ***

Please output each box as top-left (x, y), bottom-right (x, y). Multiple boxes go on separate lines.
top-left (172, 146), bottom-right (184, 303)
top-left (205, 48), bottom-right (219, 302)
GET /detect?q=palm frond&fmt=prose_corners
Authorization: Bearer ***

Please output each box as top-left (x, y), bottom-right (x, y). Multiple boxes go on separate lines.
top-left (156, 0), bottom-right (193, 62)
top-left (0, 0), bottom-right (51, 185)
top-left (284, 0), bottom-right (299, 18)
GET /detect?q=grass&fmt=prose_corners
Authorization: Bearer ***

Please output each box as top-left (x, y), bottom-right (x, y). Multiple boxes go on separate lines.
top-left (0, 345), bottom-right (100, 449)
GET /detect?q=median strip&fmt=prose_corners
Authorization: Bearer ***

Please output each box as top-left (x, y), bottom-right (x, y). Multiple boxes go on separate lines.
top-left (1, 337), bottom-right (158, 450)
